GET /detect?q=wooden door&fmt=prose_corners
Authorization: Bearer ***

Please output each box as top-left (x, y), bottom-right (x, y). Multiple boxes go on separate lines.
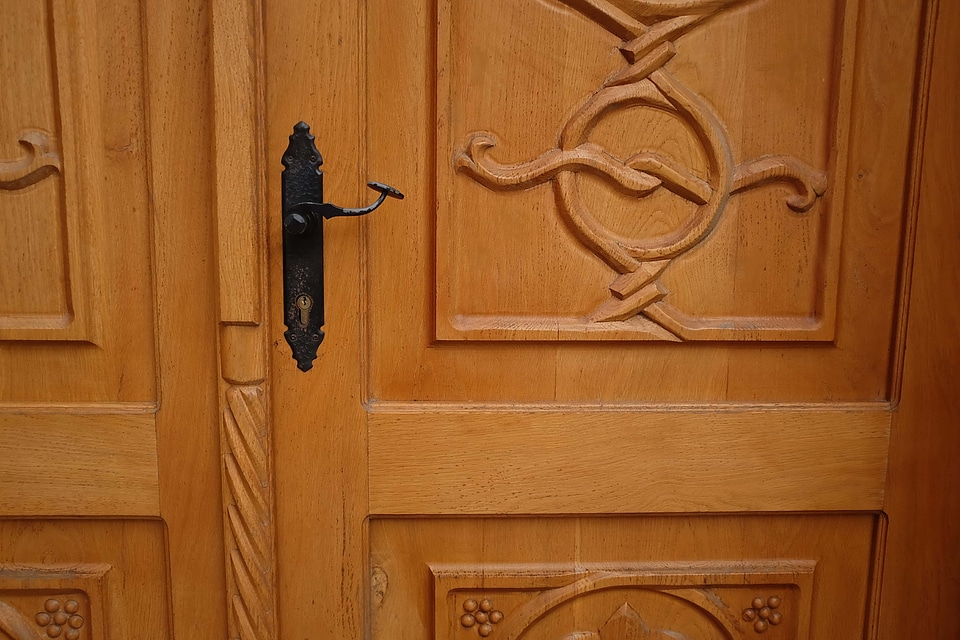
top-left (0, 1), bottom-right (957, 640)
top-left (258, 1), bottom-right (960, 640)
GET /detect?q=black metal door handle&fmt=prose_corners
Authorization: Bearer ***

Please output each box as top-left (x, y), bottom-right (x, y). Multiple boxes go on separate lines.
top-left (281, 121), bottom-right (403, 371)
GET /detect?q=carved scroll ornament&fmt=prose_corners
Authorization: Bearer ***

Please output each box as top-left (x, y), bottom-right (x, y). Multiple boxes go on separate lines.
top-left (0, 130), bottom-right (62, 191)
top-left (455, 0), bottom-right (827, 330)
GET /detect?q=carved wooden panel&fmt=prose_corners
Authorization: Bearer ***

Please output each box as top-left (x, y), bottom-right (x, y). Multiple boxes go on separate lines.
top-left (364, 0), bottom-right (921, 403)
top-left (0, 0), bottom-right (156, 402)
top-left (0, 520), bottom-right (170, 639)
top-left (0, 565), bottom-right (107, 640)
top-left (369, 516), bottom-right (877, 640)
top-left (435, 0), bottom-right (852, 341)
top-left (1, 0), bottom-right (93, 340)
top-left (433, 562), bottom-right (815, 640)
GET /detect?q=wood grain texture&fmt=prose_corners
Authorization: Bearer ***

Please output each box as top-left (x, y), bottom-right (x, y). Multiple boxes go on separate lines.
top-left (221, 385), bottom-right (277, 640)
top-left (0, 412), bottom-right (158, 516)
top-left (213, 0), bottom-right (264, 326)
top-left (265, 2), bottom-right (370, 640)
top-left (368, 407), bottom-right (890, 514)
top-left (146, 0), bottom-right (229, 638)
top-left (212, 1), bottom-right (278, 638)
top-left (880, 1), bottom-right (960, 637)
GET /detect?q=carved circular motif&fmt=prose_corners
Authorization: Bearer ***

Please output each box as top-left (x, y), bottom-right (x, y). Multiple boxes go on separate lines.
top-left (742, 595), bottom-right (783, 634)
top-left (461, 598), bottom-right (505, 636)
top-left (35, 598), bottom-right (84, 640)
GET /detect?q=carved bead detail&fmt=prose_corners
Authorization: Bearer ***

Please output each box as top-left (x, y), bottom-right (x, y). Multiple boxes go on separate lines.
top-left (460, 598), bottom-right (504, 636)
top-left (35, 600), bottom-right (84, 639)
top-left (742, 596), bottom-right (783, 634)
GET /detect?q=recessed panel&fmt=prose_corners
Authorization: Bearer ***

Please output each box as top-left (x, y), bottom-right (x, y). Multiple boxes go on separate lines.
top-left (370, 516), bottom-right (876, 640)
top-left (0, 0), bottom-right (157, 403)
top-left (0, 0), bottom-right (73, 331)
top-left (436, 0), bottom-right (850, 341)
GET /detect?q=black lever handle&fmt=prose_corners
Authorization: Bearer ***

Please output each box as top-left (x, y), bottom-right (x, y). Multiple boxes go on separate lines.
top-left (282, 182), bottom-right (403, 236)
top-left (281, 122), bottom-right (403, 371)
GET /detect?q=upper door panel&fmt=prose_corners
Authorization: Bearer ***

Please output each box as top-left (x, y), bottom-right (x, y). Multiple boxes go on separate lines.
top-left (364, 0), bottom-right (923, 404)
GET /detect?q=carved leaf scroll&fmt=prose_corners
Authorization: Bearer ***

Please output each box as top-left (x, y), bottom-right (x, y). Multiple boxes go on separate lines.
top-left (454, 0), bottom-right (828, 334)
top-left (0, 601), bottom-right (44, 640)
top-left (0, 131), bottom-right (62, 191)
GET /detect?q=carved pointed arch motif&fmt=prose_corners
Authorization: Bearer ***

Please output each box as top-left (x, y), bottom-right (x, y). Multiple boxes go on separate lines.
top-left (455, 0), bottom-right (828, 331)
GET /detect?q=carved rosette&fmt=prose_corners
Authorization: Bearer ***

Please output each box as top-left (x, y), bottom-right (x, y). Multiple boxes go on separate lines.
top-left (0, 596), bottom-right (87, 640)
top-left (460, 598), bottom-right (505, 637)
top-left (454, 0), bottom-right (827, 333)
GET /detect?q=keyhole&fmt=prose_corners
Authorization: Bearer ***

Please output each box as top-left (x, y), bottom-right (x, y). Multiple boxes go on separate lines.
top-left (296, 294), bottom-right (313, 326)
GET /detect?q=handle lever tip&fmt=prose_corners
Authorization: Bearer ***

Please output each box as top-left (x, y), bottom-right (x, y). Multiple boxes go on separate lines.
top-left (368, 181), bottom-right (404, 200)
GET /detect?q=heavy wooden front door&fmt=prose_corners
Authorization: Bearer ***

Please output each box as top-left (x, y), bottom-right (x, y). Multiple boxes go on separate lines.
top-left (260, 1), bottom-right (957, 640)
top-left (0, 1), bottom-right (957, 639)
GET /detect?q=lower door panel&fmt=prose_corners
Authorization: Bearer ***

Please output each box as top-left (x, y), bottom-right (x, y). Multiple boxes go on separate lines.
top-left (370, 515), bottom-right (879, 640)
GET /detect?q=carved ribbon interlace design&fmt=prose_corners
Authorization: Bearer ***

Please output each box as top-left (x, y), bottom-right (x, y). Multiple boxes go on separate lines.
top-left (455, 0), bottom-right (827, 327)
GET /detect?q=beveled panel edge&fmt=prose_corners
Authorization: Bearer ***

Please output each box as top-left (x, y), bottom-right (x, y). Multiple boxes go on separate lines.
top-left (888, 0), bottom-right (941, 405)
top-left (368, 406), bottom-right (890, 514)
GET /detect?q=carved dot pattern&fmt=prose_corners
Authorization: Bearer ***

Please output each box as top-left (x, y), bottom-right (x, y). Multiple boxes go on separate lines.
top-left (460, 598), bottom-right (505, 637)
top-left (35, 599), bottom-right (84, 639)
top-left (742, 596), bottom-right (783, 634)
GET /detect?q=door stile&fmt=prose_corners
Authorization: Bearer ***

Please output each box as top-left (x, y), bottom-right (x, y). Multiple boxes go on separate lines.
top-left (265, 2), bottom-right (371, 640)
top-left (211, 1), bottom-right (281, 639)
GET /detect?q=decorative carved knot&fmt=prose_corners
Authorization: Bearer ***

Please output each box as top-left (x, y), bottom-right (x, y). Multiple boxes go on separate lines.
top-left (454, 0), bottom-right (827, 328)
top-left (460, 598), bottom-right (504, 637)
top-left (560, 602), bottom-right (691, 640)
top-left (34, 599), bottom-right (84, 640)
top-left (741, 595), bottom-right (783, 633)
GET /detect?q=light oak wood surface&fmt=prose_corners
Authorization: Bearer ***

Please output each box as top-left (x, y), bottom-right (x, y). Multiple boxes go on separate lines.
top-left (0, 412), bottom-right (158, 516)
top-left (368, 407), bottom-right (891, 514)
top-left (0, 0), bottom-right (956, 638)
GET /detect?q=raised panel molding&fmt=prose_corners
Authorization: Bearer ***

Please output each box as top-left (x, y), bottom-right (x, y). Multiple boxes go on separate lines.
top-left (437, 0), bottom-right (855, 341)
top-left (0, 0), bottom-right (104, 341)
top-left (432, 562), bottom-right (815, 640)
